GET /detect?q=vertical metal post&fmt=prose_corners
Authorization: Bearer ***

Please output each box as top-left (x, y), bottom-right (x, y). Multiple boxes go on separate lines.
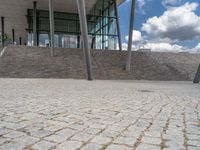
top-left (12, 29), bottom-right (15, 44)
top-left (102, 0), bottom-right (105, 50)
top-left (58, 34), bottom-right (62, 48)
top-left (193, 64), bottom-right (200, 84)
top-left (77, 35), bottom-right (80, 48)
top-left (77, 0), bottom-right (93, 80)
top-left (126, 0), bottom-right (136, 71)
top-left (1, 17), bottom-right (5, 48)
top-left (33, 1), bottom-right (37, 46)
top-left (49, 0), bottom-right (54, 57)
top-left (114, 0), bottom-right (122, 51)
top-left (99, 10), bottom-right (103, 49)
top-left (19, 37), bottom-right (22, 45)
top-left (102, 12), bottom-right (104, 50)
top-left (91, 37), bottom-right (96, 49)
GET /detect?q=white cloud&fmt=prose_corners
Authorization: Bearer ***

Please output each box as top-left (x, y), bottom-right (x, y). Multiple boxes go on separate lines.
top-left (190, 43), bottom-right (200, 53)
top-left (138, 0), bottom-right (146, 14)
top-left (142, 42), bottom-right (184, 52)
top-left (123, 29), bottom-right (185, 52)
top-left (125, 30), bottom-right (143, 42)
top-left (195, 43), bottom-right (200, 50)
top-left (162, 0), bottom-right (182, 7)
top-left (126, 0), bottom-right (147, 14)
top-left (122, 43), bottom-right (128, 50)
top-left (122, 2), bottom-right (200, 53)
top-left (141, 2), bottom-right (200, 41)
top-left (121, 40), bottom-right (185, 52)
top-left (120, 42), bottom-right (137, 50)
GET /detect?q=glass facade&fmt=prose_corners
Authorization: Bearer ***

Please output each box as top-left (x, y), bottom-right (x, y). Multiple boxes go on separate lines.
top-left (26, 0), bottom-right (119, 50)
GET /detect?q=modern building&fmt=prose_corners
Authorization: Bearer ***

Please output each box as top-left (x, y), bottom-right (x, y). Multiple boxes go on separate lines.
top-left (0, 0), bottom-right (125, 50)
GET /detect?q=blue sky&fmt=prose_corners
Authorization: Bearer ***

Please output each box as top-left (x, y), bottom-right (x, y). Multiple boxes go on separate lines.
top-left (118, 0), bottom-right (200, 52)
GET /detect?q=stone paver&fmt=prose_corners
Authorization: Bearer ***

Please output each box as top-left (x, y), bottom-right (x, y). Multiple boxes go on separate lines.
top-left (32, 140), bottom-right (57, 150)
top-left (106, 144), bottom-right (132, 150)
top-left (80, 142), bottom-right (103, 150)
top-left (55, 140), bottom-right (83, 150)
top-left (0, 79), bottom-right (199, 150)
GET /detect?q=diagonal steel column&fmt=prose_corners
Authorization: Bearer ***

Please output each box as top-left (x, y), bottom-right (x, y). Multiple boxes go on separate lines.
top-left (1, 17), bottom-right (4, 48)
top-left (77, 0), bottom-right (93, 80)
top-left (193, 64), bottom-right (200, 84)
top-left (126, 0), bottom-right (136, 71)
top-left (49, 0), bottom-right (55, 57)
top-left (33, 1), bottom-right (37, 46)
top-left (114, 0), bottom-right (122, 51)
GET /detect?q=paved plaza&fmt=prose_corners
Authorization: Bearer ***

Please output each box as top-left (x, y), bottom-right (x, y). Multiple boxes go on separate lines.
top-left (0, 79), bottom-right (199, 150)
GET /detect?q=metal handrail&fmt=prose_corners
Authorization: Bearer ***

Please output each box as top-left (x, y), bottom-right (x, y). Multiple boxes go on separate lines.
top-left (0, 46), bottom-right (7, 57)
top-left (0, 40), bottom-right (11, 57)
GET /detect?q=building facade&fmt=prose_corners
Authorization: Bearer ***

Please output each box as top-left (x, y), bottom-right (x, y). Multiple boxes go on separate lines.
top-left (0, 0), bottom-right (125, 50)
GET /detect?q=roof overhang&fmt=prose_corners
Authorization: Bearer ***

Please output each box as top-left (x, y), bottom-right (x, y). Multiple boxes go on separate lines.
top-left (0, 0), bottom-right (126, 15)
top-left (0, 0), bottom-right (126, 43)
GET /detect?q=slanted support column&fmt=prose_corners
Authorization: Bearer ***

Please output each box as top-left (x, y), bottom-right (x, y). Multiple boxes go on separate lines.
top-left (1, 17), bottom-right (5, 48)
top-left (126, 0), bottom-right (136, 71)
top-left (33, 1), bottom-right (37, 46)
top-left (114, 0), bottom-right (122, 51)
top-left (49, 0), bottom-right (54, 57)
top-left (77, 0), bottom-right (93, 80)
top-left (193, 64), bottom-right (200, 84)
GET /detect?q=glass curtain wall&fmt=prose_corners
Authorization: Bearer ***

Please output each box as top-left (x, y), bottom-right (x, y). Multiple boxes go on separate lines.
top-left (89, 0), bottom-right (118, 50)
top-left (26, 0), bottom-right (118, 50)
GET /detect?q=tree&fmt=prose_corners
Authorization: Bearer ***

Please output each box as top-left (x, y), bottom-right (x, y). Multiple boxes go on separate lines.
top-left (0, 33), bottom-right (11, 45)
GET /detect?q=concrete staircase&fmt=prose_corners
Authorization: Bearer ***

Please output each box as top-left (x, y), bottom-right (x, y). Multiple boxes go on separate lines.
top-left (0, 45), bottom-right (199, 81)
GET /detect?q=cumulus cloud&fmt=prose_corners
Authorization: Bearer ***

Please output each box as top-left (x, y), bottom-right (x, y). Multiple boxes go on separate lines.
top-left (125, 30), bottom-right (143, 42)
top-left (195, 43), bottom-right (200, 50)
top-left (122, 43), bottom-right (128, 50)
top-left (123, 30), bottom-right (185, 52)
top-left (121, 41), bottom-right (185, 52)
top-left (122, 2), bottom-right (200, 53)
top-left (120, 42), bottom-right (136, 50)
top-left (190, 43), bottom-right (200, 53)
top-left (142, 42), bottom-right (184, 52)
top-left (141, 2), bottom-right (200, 41)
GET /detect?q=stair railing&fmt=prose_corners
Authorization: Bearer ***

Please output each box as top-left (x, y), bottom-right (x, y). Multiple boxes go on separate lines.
top-left (0, 46), bottom-right (7, 57)
top-left (0, 39), bottom-right (12, 57)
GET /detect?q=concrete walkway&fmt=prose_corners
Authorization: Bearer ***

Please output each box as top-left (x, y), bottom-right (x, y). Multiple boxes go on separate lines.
top-left (0, 79), bottom-right (199, 150)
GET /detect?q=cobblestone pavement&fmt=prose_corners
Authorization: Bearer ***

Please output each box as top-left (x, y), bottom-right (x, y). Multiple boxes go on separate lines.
top-left (0, 79), bottom-right (199, 150)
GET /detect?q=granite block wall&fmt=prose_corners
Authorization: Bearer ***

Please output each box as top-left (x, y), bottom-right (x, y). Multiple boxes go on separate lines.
top-left (0, 46), bottom-right (199, 81)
